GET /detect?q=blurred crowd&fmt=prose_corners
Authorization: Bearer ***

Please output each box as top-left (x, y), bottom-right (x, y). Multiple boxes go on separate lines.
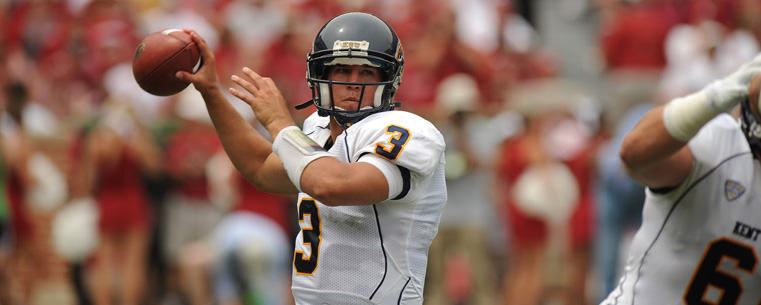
top-left (0, 0), bottom-right (760, 304)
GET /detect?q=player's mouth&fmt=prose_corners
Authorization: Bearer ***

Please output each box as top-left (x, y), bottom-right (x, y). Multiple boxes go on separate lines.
top-left (334, 97), bottom-right (371, 111)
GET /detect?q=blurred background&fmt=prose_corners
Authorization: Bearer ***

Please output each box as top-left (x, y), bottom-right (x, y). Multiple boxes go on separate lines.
top-left (0, 0), bottom-right (759, 304)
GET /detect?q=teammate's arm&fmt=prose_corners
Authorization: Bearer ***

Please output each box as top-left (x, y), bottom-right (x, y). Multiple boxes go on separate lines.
top-left (619, 106), bottom-right (694, 189)
top-left (177, 29), bottom-right (297, 194)
top-left (621, 54), bottom-right (761, 188)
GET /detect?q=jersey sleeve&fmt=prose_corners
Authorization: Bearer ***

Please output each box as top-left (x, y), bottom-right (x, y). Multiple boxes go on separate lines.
top-left (689, 114), bottom-right (751, 173)
top-left (652, 114), bottom-right (752, 198)
top-left (350, 112), bottom-right (446, 177)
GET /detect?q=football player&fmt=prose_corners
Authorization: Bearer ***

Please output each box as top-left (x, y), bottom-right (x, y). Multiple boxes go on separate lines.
top-left (177, 12), bottom-right (447, 304)
top-left (601, 53), bottom-right (761, 304)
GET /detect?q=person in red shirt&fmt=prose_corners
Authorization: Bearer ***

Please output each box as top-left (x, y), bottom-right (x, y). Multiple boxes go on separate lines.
top-left (81, 102), bottom-right (162, 305)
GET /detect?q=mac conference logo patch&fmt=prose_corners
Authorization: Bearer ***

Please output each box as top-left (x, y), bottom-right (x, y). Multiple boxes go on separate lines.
top-left (725, 180), bottom-right (745, 201)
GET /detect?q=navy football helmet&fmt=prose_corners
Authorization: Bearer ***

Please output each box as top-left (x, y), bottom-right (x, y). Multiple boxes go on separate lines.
top-left (301, 12), bottom-right (404, 128)
top-left (739, 97), bottom-right (761, 157)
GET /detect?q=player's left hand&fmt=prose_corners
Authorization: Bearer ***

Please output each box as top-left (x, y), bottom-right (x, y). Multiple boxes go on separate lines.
top-left (176, 29), bottom-right (218, 95)
top-left (229, 67), bottom-right (296, 136)
top-left (708, 53), bottom-right (761, 112)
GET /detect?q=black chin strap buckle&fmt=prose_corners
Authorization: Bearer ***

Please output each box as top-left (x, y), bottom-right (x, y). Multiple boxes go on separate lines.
top-left (295, 99), bottom-right (314, 110)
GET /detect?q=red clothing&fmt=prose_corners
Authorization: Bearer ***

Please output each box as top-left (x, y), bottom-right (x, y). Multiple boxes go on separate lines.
top-left (94, 149), bottom-right (151, 234)
top-left (6, 168), bottom-right (32, 240)
top-left (165, 123), bottom-right (222, 200)
top-left (4, 1), bottom-right (73, 61)
top-left (601, 3), bottom-right (680, 71)
top-left (260, 37), bottom-right (315, 112)
top-left (232, 174), bottom-right (292, 236)
top-left (497, 135), bottom-right (595, 249)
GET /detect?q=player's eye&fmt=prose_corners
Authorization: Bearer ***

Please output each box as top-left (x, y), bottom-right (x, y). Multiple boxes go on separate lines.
top-left (361, 69), bottom-right (376, 77)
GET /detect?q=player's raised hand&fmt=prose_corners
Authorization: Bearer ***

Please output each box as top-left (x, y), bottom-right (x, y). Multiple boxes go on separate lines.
top-left (176, 29), bottom-right (218, 94)
top-left (229, 67), bottom-right (296, 136)
top-left (706, 53), bottom-right (761, 112)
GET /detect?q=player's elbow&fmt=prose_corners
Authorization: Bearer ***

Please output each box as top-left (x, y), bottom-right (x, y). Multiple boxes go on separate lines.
top-left (619, 132), bottom-right (649, 172)
top-left (619, 138), bottom-right (637, 170)
top-left (303, 179), bottom-right (344, 206)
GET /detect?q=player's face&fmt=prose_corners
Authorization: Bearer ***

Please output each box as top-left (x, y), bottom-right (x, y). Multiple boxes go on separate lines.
top-left (326, 65), bottom-right (382, 111)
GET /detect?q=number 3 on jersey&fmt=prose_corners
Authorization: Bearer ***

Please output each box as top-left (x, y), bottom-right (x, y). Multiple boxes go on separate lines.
top-left (684, 237), bottom-right (758, 304)
top-left (375, 125), bottom-right (410, 161)
top-left (294, 198), bottom-right (321, 275)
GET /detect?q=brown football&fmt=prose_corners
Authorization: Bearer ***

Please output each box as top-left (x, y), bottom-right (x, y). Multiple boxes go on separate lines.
top-left (132, 29), bottom-right (201, 96)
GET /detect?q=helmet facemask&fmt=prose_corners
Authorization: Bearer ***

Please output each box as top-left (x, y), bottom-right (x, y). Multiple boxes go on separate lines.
top-left (313, 78), bottom-right (387, 127)
top-left (739, 97), bottom-right (761, 157)
top-left (303, 12), bottom-right (404, 128)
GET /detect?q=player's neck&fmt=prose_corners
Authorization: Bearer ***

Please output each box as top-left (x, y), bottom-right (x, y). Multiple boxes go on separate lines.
top-left (329, 118), bottom-right (345, 143)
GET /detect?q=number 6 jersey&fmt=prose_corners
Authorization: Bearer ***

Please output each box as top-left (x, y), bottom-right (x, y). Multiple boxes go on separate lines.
top-left (290, 110), bottom-right (447, 305)
top-left (602, 114), bottom-right (761, 305)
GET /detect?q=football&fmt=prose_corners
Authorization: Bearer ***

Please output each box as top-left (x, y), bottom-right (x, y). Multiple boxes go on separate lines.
top-left (132, 29), bottom-right (201, 96)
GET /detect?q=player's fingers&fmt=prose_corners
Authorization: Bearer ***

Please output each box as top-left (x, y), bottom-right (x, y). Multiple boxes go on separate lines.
top-left (261, 77), bottom-right (280, 93)
top-left (176, 71), bottom-right (193, 82)
top-left (228, 87), bottom-right (254, 106)
top-left (184, 29), bottom-right (214, 64)
top-left (231, 74), bottom-right (259, 95)
top-left (241, 67), bottom-right (267, 87)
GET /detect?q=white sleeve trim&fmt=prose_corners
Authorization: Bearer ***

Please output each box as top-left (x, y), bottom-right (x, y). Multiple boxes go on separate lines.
top-left (358, 153), bottom-right (403, 200)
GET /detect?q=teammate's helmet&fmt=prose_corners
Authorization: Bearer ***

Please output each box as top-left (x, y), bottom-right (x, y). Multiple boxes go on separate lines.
top-left (739, 97), bottom-right (761, 156)
top-left (304, 12), bottom-right (404, 128)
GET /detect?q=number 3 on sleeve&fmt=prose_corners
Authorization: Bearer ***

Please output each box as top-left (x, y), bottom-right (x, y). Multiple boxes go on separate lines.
top-left (374, 125), bottom-right (410, 161)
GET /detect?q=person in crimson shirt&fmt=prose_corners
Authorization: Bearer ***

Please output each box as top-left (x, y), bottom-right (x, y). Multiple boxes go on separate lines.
top-left (160, 97), bottom-right (225, 305)
top-left (598, 0), bottom-right (681, 132)
top-left (80, 102), bottom-right (162, 305)
top-left (496, 103), bottom-right (600, 305)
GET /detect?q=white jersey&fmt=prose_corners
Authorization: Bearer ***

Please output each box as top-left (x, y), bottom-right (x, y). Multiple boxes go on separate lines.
top-left (602, 114), bottom-right (761, 305)
top-left (290, 111), bottom-right (447, 304)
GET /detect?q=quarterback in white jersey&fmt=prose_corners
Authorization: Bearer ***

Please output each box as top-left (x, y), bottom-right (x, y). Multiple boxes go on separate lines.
top-left (179, 12), bottom-right (446, 305)
top-left (603, 54), bottom-right (761, 305)
top-left (291, 111), bottom-right (446, 304)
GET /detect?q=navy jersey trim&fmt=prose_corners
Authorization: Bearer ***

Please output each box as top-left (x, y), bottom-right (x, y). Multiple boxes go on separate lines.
top-left (392, 166), bottom-right (411, 200)
top-left (342, 129), bottom-right (351, 161)
top-left (396, 278), bottom-right (411, 304)
top-left (621, 152), bottom-right (750, 305)
top-left (305, 121), bottom-right (331, 148)
top-left (369, 204), bottom-right (388, 300)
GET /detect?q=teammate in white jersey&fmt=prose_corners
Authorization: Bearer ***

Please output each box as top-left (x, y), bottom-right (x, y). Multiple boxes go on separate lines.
top-left (601, 53), bottom-right (761, 304)
top-left (177, 12), bottom-right (447, 304)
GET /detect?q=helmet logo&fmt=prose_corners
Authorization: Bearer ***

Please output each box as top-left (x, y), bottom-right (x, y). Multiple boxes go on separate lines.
top-left (333, 40), bottom-right (370, 56)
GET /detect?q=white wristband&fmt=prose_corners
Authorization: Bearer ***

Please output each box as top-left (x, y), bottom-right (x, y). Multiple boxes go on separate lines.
top-left (272, 126), bottom-right (332, 191)
top-left (663, 81), bottom-right (744, 142)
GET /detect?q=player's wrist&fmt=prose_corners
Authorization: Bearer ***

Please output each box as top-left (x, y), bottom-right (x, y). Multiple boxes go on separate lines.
top-left (662, 83), bottom-right (736, 142)
top-left (266, 119), bottom-right (297, 140)
top-left (272, 126), bottom-right (332, 191)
